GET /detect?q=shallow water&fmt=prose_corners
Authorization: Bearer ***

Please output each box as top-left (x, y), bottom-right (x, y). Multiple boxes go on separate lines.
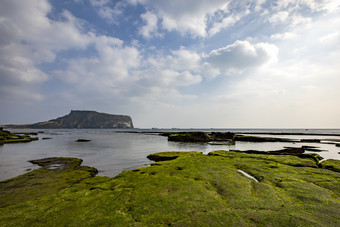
top-left (1, 129), bottom-right (340, 181)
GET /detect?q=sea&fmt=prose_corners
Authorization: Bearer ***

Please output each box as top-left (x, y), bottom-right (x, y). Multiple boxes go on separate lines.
top-left (1, 128), bottom-right (340, 181)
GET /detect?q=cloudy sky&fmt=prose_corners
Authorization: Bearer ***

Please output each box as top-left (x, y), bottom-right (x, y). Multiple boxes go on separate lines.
top-left (0, 0), bottom-right (339, 128)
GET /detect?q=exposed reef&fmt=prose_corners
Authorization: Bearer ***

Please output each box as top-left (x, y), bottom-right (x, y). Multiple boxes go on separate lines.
top-left (0, 151), bottom-right (339, 226)
top-left (4, 110), bottom-right (134, 129)
top-left (233, 134), bottom-right (294, 142)
top-left (161, 131), bottom-right (295, 143)
top-left (0, 128), bottom-right (38, 145)
top-left (161, 131), bottom-right (235, 143)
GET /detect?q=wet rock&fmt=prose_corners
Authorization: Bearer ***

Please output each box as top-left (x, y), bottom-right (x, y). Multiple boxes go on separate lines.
top-left (0, 130), bottom-right (38, 144)
top-left (300, 139), bottom-right (321, 143)
top-left (168, 132), bottom-right (211, 142)
top-left (284, 146), bottom-right (325, 152)
top-left (75, 139), bottom-right (91, 142)
top-left (147, 152), bottom-right (201, 162)
top-left (269, 147), bottom-right (305, 154)
top-left (234, 135), bottom-right (293, 142)
top-left (210, 132), bottom-right (235, 140)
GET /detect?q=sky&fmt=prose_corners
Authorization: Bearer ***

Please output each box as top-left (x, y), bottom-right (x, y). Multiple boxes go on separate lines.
top-left (0, 0), bottom-right (339, 128)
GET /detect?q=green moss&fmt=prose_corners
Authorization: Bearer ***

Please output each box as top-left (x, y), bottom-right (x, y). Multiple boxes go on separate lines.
top-left (147, 151), bottom-right (202, 161)
top-left (0, 130), bottom-right (38, 144)
top-left (319, 159), bottom-right (340, 172)
top-left (0, 157), bottom-right (97, 207)
top-left (0, 151), bottom-right (339, 226)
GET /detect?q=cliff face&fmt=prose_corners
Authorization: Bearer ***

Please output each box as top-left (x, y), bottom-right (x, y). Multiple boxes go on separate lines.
top-left (9, 110), bottom-right (134, 129)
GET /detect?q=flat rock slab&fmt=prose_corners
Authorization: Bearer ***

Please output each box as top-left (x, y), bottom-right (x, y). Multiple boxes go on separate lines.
top-left (0, 152), bottom-right (339, 226)
top-left (0, 157), bottom-right (98, 207)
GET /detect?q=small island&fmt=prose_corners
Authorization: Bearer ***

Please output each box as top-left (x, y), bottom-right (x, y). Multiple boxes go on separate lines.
top-left (4, 110), bottom-right (134, 129)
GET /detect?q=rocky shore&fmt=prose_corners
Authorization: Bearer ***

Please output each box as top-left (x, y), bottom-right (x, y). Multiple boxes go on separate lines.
top-left (0, 150), bottom-right (339, 226)
top-left (0, 128), bottom-right (38, 145)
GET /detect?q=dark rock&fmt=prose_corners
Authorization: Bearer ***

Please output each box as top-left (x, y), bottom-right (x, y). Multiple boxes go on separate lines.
top-left (335, 144), bottom-right (340, 147)
top-left (268, 147), bottom-right (305, 154)
top-left (234, 135), bottom-right (293, 142)
top-left (29, 157), bottom-right (82, 170)
top-left (300, 139), bottom-right (321, 143)
top-left (147, 152), bottom-right (201, 162)
top-left (75, 139), bottom-right (91, 142)
top-left (210, 132), bottom-right (235, 140)
top-left (147, 154), bottom-right (179, 162)
top-left (168, 132), bottom-right (211, 142)
top-left (284, 146), bottom-right (325, 152)
top-left (163, 132), bottom-right (236, 143)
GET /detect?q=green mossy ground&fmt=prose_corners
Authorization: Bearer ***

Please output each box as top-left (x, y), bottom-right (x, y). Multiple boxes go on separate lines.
top-left (0, 130), bottom-right (38, 145)
top-left (0, 151), bottom-right (340, 226)
top-left (0, 157), bottom-right (98, 208)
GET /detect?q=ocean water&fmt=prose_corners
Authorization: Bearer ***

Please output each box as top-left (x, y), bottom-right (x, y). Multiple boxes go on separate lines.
top-left (1, 128), bottom-right (340, 181)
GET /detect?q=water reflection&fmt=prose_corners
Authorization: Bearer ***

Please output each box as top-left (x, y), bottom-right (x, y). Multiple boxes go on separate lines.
top-left (0, 129), bottom-right (339, 181)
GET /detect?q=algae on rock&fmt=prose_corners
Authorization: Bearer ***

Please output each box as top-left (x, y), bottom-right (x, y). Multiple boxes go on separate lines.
top-left (0, 151), bottom-right (340, 226)
top-left (0, 157), bottom-right (98, 207)
top-left (0, 129), bottom-right (38, 145)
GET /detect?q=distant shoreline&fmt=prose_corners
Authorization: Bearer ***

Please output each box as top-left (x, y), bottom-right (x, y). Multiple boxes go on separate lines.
top-left (3, 127), bottom-right (340, 137)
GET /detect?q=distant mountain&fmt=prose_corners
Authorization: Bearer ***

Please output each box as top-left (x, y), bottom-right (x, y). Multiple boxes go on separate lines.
top-left (5, 110), bottom-right (134, 129)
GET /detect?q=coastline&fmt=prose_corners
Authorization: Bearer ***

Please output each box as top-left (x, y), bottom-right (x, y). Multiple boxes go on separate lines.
top-left (1, 129), bottom-right (340, 181)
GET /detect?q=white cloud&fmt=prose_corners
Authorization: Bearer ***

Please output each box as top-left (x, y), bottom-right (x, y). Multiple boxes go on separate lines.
top-left (208, 12), bottom-right (243, 37)
top-left (139, 12), bottom-right (159, 39)
top-left (206, 40), bottom-right (278, 75)
top-left (131, 0), bottom-right (339, 39)
top-left (54, 35), bottom-right (140, 87)
top-left (0, 0), bottom-right (92, 102)
top-left (1, 0), bottom-right (340, 127)
top-left (270, 32), bottom-right (297, 40)
top-left (89, 0), bottom-right (126, 24)
top-left (134, 0), bottom-right (229, 37)
top-left (297, 0), bottom-right (340, 13)
top-left (269, 11), bottom-right (289, 24)
top-left (319, 31), bottom-right (340, 44)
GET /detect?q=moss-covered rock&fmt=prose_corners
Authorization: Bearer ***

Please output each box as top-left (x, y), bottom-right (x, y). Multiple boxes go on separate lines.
top-left (319, 159), bottom-right (340, 172)
top-left (163, 132), bottom-right (296, 144)
top-left (0, 152), bottom-right (339, 226)
top-left (167, 132), bottom-right (211, 142)
top-left (0, 157), bottom-right (98, 207)
top-left (0, 130), bottom-right (38, 145)
top-left (164, 131), bottom-right (235, 143)
top-left (147, 151), bottom-right (201, 162)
